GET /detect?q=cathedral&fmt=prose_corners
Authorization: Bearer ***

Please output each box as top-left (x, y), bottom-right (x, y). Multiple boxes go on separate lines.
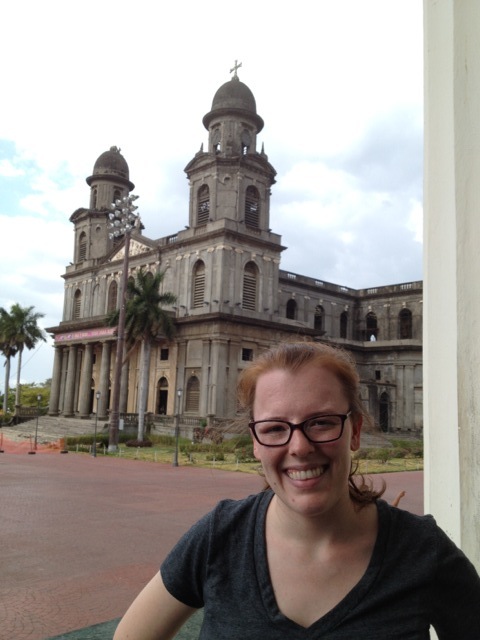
top-left (46, 71), bottom-right (423, 434)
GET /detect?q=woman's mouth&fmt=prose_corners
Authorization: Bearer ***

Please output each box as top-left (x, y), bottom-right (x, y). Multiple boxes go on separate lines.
top-left (286, 466), bottom-right (328, 481)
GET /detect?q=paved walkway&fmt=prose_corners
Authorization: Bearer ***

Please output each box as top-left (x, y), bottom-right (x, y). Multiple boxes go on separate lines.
top-left (0, 438), bottom-right (423, 640)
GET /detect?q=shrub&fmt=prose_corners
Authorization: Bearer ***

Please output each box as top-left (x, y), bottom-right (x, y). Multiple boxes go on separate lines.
top-left (125, 439), bottom-right (153, 448)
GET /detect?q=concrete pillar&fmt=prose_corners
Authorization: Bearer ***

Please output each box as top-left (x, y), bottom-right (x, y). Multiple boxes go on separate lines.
top-left (97, 341), bottom-right (111, 420)
top-left (395, 365), bottom-right (404, 431)
top-left (78, 343), bottom-right (94, 418)
top-left (404, 365), bottom-right (415, 431)
top-left (63, 345), bottom-right (78, 417)
top-left (48, 346), bottom-right (63, 415)
top-left (424, 0), bottom-right (480, 569)
top-left (58, 348), bottom-right (68, 414)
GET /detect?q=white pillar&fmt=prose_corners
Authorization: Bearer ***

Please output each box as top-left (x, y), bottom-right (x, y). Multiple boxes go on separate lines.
top-left (424, 0), bottom-right (480, 569)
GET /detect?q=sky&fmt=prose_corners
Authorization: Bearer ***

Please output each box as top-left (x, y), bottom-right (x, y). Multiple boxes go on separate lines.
top-left (0, 0), bottom-right (423, 387)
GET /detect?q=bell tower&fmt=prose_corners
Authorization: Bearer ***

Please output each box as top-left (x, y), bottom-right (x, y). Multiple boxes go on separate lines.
top-left (184, 65), bottom-right (276, 232)
top-left (70, 147), bottom-right (135, 265)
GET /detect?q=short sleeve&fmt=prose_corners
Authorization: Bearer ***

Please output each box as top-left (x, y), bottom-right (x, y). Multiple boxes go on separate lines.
top-left (160, 510), bottom-right (213, 609)
top-left (430, 526), bottom-right (480, 638)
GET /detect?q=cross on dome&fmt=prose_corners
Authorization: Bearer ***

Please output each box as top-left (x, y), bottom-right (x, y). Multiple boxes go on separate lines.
top-left (230, 60), bottom-right (242, 79)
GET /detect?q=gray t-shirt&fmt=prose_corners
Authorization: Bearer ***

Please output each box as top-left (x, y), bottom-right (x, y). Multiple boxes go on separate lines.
top-left (161, 491), bottom-right (480, 639)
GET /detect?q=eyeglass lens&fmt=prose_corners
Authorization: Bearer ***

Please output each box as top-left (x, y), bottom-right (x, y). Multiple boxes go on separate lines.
top-left (253, 415), bottom-right (344, 445)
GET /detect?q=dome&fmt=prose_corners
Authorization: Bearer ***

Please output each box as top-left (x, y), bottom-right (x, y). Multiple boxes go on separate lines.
top-left (211, 76), bottom-right (257, 113)
top-left (86, 146), bottom-right (134, 189)
top-left (92, 146), bottom-right (130, 179)
top-left (203, 76), bottom-right (264, 132)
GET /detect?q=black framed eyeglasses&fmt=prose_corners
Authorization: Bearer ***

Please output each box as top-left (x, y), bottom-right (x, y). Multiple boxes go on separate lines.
top-left (249, 412), bottom-right (351, 447)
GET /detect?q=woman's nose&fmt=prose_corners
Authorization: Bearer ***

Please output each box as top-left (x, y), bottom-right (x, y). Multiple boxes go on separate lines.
top-left (288, 426), bottom-right (316, 455)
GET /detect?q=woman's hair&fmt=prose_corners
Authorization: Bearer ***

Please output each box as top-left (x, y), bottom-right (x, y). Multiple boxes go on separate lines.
top-left (237, 340), bottom-right (385, 506)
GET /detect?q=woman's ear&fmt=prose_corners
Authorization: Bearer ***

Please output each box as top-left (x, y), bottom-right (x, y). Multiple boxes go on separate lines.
top-left (251, 432), bottom-right (262, 461)
top-left (350, 414), bottom-right (362, 452)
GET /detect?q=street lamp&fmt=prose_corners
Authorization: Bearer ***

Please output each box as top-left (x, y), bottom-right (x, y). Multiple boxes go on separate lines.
top-left (34, 394), bottom-right (41, 451)
top-left (92, 391), bottom-right (101, 457)
top-left (173, 388), bottom-right (182, 467)
top-left (107, 194), bottom-right (139, 452)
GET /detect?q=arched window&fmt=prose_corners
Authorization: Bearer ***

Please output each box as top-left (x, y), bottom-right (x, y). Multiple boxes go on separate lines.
top-left (242, 262), bottom-right (258, 310)
top-left (241, 129), bottom-right (251, 155)
top-left (78, 232), bottom-right (87, 262)
top-left (212, 129), bottom-right (221, 153)
top-left (197, 185), bottom-right (210, 226)
top-left (366, 312), bottom-right (378, 340)
top-left (73, 289), bottom-right (82, 320)
top-left (193, 261), bottom-right (206, 308)
top-left (286, 299), bottom-right (297, 320)
top-left (185, 376), bottom-right (200, 413)
top-left (399, 308), bottom-right (413, 339)
top-left (340, 311), bottom-right (348, 339)
top-left (113, 189), bottom-right (121, 204)
top-left (314, 305), bottom-right (324, 332)
top-left (156, 377), bottom-right (168, 415)
top-left (107, 281), bottom-right (118, 313)
top-left (379, 392), bottom-right (389, 433)
top-left (245, 186), bottom-right (260, 228)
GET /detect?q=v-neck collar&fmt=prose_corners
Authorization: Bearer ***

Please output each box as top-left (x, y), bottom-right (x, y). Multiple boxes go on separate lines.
top-left (253, 491), bottom-right (389, 635)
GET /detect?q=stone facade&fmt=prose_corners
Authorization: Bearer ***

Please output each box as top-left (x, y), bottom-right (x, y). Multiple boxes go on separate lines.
top-left (46, 74), bottom-right (423, 434)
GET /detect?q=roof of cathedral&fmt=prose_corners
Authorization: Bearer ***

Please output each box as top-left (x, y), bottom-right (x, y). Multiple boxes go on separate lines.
top-left (86, 146), bottom-right (135, 189)
top-left (203, 76), bottom-right (264, 132)
top-left (92, 146), bottom-right (130, 180)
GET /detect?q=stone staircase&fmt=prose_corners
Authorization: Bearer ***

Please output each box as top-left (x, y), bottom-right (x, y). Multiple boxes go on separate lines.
top-left (1, 415), bottom-right (106, 444)
top-left (1, 415), bottom-right (420, 448)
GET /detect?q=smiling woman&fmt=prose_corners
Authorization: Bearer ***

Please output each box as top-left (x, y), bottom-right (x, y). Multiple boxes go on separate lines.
top-left (114, 341), bottom-right (480, 639)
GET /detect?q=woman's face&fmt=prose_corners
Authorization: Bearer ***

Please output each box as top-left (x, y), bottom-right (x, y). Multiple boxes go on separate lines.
top-left (251, 363), bottom-right (362, 520)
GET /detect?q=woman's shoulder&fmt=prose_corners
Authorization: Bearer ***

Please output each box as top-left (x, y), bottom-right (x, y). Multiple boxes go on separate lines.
top-left (376, 499), bottom-right (464, 559)
top-left (210, 490), bottom-right (273, 527)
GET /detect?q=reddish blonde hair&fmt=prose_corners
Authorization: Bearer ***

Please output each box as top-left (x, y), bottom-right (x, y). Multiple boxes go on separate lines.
top-left (238, 341), bottom-right (384, 505)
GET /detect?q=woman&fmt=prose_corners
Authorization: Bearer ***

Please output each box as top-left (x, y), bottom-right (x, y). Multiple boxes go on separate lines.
top-left (114, 341), bottom-right (480, 639)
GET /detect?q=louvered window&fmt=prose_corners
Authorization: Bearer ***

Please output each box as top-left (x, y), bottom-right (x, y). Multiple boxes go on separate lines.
top-left (186, 376), bottom-right (200, 412)
top-left (242, 262), bottom-right (257, 310)
top-left (193, 261), bottom-right (205, 308)
top-left (107, 281), bottom-right (118, 313)
top-left (78, 232), bottom-right (87, 262)
top-left (245, 186), bottom-right (260, 228)
top-left (197, 185), bottom-right (210, 226)
top-left (73, 290), bottom-right (82, 320)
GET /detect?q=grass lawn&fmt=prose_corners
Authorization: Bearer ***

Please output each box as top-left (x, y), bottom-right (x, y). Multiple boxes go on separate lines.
top-left (69, 438), bottom-right (423, 474)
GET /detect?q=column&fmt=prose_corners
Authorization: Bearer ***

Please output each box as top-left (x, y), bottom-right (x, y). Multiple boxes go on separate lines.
top-left (48, 345), bottom-right (63, 415)
top-left (424, 0), bottom-right (480, 569)
top-left (404, 365), bottom-right (415, 431)
top-left (97, 341), bottom-right (111, 420)
top-left (78, 343), bottom-right (94, 418)
top-left (63, 345), bottom-right (78, 417)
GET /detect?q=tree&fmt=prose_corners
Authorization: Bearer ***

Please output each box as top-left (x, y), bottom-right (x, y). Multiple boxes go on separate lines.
top-left (0, 308), bottom-right (17, 414)
top-left (0, 304), bottom-right (46, 412)
top-left (110, 269), bottom-right (176, 442)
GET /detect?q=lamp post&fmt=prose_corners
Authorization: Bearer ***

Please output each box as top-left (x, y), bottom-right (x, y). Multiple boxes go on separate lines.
top-left (34, 394), bottom-right (41, 451)
top-left (107, 194), bottom-right (139, 452)
top-left (92, 390), bottom-right (100, 457)
top-left (173, 388), bottom-right (182, 467)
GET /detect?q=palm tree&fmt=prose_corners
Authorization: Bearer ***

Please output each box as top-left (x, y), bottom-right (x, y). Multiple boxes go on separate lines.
top-left (111, 269), bottom-right (176, 442)
top-left (0, 304), bottom-right (46, 412)
top-left (0, 308), bottom-right (17, 415)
